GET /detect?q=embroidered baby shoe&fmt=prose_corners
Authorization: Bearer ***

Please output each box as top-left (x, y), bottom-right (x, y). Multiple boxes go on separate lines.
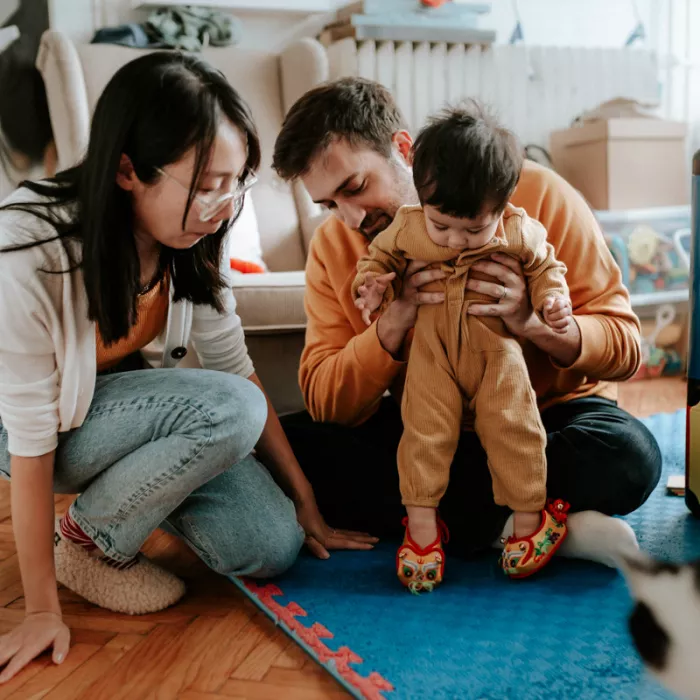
top-left (397, 516), bottom-right (449, 594)
top-left (501, 499), bottom-right (570, 579)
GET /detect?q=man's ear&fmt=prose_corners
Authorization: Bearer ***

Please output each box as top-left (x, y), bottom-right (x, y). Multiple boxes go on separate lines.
top-left (392, 130), bottom-right (413, 165)
top-left (115, 154), bottom-right (139, 191)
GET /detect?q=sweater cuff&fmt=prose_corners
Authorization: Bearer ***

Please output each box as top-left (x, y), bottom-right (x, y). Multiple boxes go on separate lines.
top-left (551, 314), bottom-right (605, 373)
top-left (7, 432), bottom-right (58, 459)
top-left (352, 321), bottom-right (406, 383)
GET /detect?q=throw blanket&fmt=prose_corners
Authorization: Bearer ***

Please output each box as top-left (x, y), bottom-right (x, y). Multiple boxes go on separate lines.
top-left (92, 7), bottom-right (242, 52)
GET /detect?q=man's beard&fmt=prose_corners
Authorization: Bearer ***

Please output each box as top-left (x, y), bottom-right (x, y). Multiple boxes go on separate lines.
top-left (359, 156), bottom-right (418, 240)
top-left (359, 211), bottom-right (393, 240)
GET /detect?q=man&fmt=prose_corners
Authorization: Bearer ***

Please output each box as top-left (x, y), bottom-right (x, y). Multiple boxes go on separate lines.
top-left (273, 77), bottom-right (661, 566)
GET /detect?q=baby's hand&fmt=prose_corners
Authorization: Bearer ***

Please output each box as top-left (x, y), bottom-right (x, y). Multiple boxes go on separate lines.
top-left (543, 295), bottom-right (572, 334)
top-left (354, 272), bottom-right (396, 326)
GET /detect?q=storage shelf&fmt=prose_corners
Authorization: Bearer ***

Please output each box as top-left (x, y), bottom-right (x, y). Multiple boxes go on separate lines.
top-left (594, 205), bottom-right (691, 225)
top-left (132, 0), bottom-right (336, 12)
top-left (630, 289), bottom-right (689, 308)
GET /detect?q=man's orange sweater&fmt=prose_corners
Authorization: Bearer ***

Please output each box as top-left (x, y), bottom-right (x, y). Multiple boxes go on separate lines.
top-left (300, 160), bottom-right (641, 427)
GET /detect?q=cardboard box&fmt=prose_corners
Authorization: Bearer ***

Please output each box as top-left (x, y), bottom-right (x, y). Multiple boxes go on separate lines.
top-left (550, 117), bottom-right (688, 210)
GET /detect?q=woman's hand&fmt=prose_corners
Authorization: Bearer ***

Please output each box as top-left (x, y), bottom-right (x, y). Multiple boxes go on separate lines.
top-left (295, 497), bottom-right (378, 560)
top-left (0, 612), bottom-right (70, 683)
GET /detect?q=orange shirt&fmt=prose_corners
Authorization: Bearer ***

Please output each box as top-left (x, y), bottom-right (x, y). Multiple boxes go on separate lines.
top-left (96, 279), bottom-right (169, 373)
top-left (300, 160), bottom-right (641, 426)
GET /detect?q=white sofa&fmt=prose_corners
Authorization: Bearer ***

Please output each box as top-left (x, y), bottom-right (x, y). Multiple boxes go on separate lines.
top-left (36, 31), bottom-right (332, 415)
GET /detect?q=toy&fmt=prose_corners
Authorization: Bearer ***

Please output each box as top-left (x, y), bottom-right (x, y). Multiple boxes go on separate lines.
top-left (632, 304), bottom-right (685, 380)
top-left (605, 233), bottom-right (631, 288)
top-left (603, 223), bottom-right (689, 296)
top-left (627, 224), bottom-right (688, 294)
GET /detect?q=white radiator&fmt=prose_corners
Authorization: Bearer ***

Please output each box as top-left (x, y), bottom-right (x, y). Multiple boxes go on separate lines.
top-left (326, 39), bottom-right (660, 150)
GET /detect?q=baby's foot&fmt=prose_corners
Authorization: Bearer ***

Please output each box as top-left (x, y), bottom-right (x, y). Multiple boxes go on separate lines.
top-left (501, 500), bottom-right (570, 578)
top-left (513, 510), bottom-right (541, 539)
top-left (397, 508), bottom-right (448, 594)
top-left (406, 506), bottom-right (438, 548)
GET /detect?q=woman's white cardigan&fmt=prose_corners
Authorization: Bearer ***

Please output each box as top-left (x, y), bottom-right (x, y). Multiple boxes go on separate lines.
top-left (0, 188), bottom-right (254, 458)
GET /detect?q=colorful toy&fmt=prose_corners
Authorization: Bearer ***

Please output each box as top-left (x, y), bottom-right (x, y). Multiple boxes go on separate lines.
top-left (605, 233), bottom-right (631, 288)
top-left (632, 304), bottom-right (685, 380)
top-left (628, 224), bottom-right (688, 293)
top-left (603, 222), bottom-right (690, 295)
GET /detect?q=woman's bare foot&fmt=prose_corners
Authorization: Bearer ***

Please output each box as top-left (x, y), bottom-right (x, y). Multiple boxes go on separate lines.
top-left (405, 506), bottom-right (438, 548)
top-left (513, 510), bottom-right (541, 539)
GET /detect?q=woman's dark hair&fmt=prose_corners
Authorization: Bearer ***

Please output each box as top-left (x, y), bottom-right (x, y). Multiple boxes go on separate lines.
top-left (412, 100), bottom-right (523, 220)
top-left (0, 51), bottom-right (261, 344)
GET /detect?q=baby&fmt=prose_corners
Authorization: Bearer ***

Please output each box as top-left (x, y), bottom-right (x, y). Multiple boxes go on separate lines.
top-left (352, 103), bottom-right (572, 593)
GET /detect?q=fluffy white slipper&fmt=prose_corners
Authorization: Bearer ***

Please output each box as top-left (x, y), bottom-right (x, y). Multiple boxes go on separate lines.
top-left (54, 523), bottom-right (185, 615)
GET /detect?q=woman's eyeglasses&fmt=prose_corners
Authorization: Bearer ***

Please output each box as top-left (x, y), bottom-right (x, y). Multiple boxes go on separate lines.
top-left (155, 167), bottom-right (258, 223)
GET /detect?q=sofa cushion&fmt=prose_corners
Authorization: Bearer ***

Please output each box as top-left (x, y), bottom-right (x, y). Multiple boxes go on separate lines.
top-left (231, 270), bottom-right (306, 332)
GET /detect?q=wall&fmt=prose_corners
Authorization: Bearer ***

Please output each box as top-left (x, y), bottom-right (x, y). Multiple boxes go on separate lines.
top-left (47, 0), bottom-right (339, 50)
top-left (41, 0), bottom-right (700, 155)
top-left (0, 0), bottom-right (19, 25)
top-left (654, 0), bottom-right (700, 154)
top-left (471, 0), bottom-right (659, 49)
top-left (47, 0), bottom-right (662, 51)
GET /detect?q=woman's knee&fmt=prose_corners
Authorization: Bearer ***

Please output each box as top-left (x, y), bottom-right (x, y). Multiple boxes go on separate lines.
top-left (167, 455), bottom-right (304, 578)
top-left (181, 370), bottom-right (268, 462)
top-left (246, 514), bottom-right (305, 579)
top-left (204, 508), bottom-right (304, 578)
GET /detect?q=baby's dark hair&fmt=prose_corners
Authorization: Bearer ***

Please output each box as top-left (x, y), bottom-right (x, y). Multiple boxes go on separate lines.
top-left (412, 101), bottom-right (523, 219)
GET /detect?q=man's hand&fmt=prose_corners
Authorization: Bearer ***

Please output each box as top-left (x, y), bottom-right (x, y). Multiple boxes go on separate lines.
top-left (354, 272), bottom-right (396, 326)
top-left (376, 261), bottom-right (446, 356)
top-left (465, 253), bottom-right (535, 336)
top-left (466, 253), bottom-right (582, 367)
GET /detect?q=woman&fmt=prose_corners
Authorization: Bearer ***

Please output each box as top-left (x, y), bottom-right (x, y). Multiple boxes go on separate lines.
top-left (0, 52), bottom-right (375, 681)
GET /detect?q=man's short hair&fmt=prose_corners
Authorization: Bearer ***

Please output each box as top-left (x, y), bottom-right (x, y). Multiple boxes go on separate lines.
top-left (273, 77), bottom-right (407, 181)
top-left (412, 100), bottom-right (523, 219)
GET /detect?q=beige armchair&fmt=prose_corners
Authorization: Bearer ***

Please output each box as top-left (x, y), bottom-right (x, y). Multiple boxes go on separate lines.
top-left (36, 31), bottom-right (330, 415)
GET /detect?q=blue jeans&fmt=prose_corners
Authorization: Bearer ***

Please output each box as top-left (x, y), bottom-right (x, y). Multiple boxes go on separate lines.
top-left (0, 368), bottom-right (304, 578)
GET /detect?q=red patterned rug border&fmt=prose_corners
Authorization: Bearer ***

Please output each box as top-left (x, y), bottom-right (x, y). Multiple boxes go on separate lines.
top-left (230, 577), bottom-right (394, 700)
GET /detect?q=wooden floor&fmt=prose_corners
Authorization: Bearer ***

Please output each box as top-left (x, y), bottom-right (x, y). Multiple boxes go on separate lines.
top-left (0, 377), bottom-right (686, 699)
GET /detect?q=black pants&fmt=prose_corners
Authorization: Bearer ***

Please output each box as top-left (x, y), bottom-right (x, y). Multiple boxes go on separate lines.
top-left (281, 397), bottom-right (662, 558)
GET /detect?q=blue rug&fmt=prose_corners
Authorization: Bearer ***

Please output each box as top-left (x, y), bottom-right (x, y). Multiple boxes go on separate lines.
top-left (232, 410), bottom-right (700, 700)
